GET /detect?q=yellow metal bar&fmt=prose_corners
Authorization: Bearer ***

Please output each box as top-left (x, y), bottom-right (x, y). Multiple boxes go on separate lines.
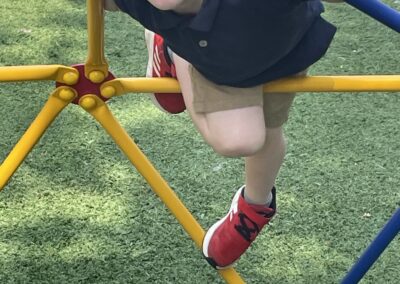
top-left (101, 78), bottom-right (180, 98)
top-left (0, 65), bottom-right (79, 85)
top-left (100, 75), bottom-right (400, 98)
top-left (85, 0), bottom-right (108, 83)
top-left (103, 77), bottom-right (179, 96)
top-left (80, 95), bottom-right (245, 284)
top-left (263, 75), bottom-right (400, 93)
top-left (0, 87), bottom-right (76, 190)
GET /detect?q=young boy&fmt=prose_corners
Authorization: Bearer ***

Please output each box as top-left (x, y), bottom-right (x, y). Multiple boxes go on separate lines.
top-left (104, 0), bottom-right (342, 269)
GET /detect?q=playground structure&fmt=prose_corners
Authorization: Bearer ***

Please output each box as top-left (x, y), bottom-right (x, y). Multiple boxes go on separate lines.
top-left (0, 0), bottom-right (399, 283)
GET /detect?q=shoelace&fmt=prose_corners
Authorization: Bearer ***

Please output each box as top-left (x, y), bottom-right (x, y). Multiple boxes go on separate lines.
top-left (234, 212), bottom-right (260, 242)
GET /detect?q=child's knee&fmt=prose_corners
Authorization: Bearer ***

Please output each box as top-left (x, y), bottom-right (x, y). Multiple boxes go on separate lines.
top-left (208, 127), bottom-right (266, 157)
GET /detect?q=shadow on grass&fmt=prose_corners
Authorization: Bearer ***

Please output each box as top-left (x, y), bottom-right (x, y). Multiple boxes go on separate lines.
top-left (1, 2), bottom-right (400, 281)
top-left (0, 197), bottom-right (224, 283)
top-left (2, 90), bottom-right (400, 283)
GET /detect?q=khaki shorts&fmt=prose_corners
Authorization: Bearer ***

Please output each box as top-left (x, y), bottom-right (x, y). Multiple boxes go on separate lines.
top-left (190, 65), bottom-right (306, 128)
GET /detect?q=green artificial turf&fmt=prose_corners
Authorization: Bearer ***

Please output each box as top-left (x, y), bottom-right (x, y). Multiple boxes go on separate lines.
top-left (0, 1), bottom-right (399, 283)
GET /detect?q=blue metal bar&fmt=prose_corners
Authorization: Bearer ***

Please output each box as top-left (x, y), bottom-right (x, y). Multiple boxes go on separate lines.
top-left (345, 0), bottom-right (400, 33)
top-left (341, 208), bottom-right (400, 284)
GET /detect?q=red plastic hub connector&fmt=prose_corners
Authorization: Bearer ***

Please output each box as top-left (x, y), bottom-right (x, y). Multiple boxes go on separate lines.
top-left (56, 64), bottom-right (115, 104)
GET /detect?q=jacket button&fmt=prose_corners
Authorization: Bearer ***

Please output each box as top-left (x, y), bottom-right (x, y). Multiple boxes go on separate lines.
top-left (199, 40), bottom-right (208, 47)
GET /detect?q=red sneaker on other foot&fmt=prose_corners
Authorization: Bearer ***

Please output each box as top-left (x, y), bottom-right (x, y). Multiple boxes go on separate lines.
top-left (145, 29), bottom-right (186, 114)
top-left (202, 186), bottom-right (276, 269)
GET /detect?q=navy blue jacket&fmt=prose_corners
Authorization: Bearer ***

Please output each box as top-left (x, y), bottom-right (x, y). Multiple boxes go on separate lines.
top-left (114, 0), bottom-right (336, 87)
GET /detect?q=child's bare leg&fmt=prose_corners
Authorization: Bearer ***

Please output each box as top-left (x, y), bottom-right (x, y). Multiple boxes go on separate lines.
top-left (244, 126), bottom-right (286, 205)
top-left (174, 53), bottom-right (290, 205)
top-left (173, 53), bottom-right (266, 157)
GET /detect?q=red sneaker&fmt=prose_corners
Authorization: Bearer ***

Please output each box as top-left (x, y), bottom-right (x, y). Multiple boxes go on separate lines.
top-left (145, 29), bottom-right (186, 114)
top-left (202, 186), bottom-right (276, 269)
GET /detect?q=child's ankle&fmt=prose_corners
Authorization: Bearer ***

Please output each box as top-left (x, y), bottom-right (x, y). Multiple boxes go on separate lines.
top-left (243, 187), bottom-right (273, 207)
